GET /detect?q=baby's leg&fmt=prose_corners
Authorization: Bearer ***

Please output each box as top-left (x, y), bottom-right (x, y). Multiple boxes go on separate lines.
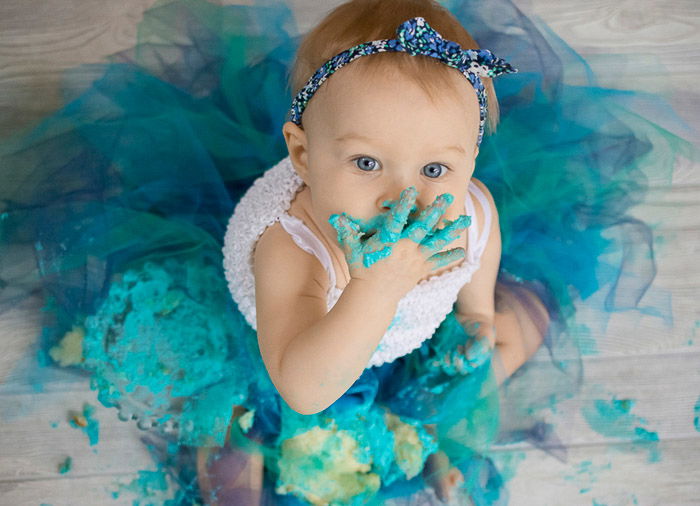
top-left (422, 281), bottom-right (550, 501)
top-left (491, 279), bottom-right (550, 385)
top-left (197, 404), bottom-right (265, 506)
top-left (421, 423), bottom-right (464, 503)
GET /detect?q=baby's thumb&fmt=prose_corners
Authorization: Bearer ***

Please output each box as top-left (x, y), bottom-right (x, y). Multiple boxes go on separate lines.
top-left (328, 213), bottom-right (362, 264)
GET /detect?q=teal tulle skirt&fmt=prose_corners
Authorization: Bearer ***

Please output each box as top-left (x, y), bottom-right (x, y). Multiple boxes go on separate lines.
top-left (1, 0), bottom-right (698, 504)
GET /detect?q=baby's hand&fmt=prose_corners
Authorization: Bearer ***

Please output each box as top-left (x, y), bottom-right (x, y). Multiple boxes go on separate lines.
top-left (432, 321), bottom-right (495, 376)
top-left (328, 186), bottom-right (470, 297)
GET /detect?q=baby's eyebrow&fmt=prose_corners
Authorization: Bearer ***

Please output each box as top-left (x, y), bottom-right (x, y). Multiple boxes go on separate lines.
top-left (335, 132), bottom-right (467, 155)
top-left (334, 132), bottom-right (375, 143)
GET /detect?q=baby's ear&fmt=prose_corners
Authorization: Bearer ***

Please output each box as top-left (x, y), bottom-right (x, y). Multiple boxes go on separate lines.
top-left (282, 121), bottom-right (310, 184)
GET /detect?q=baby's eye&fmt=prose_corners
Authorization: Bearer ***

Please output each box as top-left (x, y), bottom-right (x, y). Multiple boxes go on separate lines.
top-left (422, 163), bottom-right (449, 179)
top-left (353, 156), bottom-right (379, 172)
top-left (352, 156), bottom-right (450, 178)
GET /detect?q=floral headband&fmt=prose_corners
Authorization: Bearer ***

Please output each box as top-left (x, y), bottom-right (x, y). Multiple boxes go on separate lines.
top-left (287, 16), bottom-right (518, 147)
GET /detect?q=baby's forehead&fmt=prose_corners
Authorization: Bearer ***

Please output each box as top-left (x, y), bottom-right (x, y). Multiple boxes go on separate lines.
top-left (331, 61), bottom-right (473, 101)
top-left (312, 75), bottom-right (470, 121)
top-left (315, 65), bottom-right (478, 124)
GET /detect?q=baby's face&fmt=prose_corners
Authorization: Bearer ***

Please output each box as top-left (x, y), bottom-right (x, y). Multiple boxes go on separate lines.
top-left (284, 63), bottom-right (481, 245)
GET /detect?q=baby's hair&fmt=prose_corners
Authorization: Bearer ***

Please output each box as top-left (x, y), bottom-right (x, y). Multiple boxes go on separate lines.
top-left (288, 0), bottom-right (501, 138)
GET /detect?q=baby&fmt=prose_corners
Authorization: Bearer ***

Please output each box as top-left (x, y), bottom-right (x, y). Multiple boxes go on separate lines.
top-left (203, 1), bottom-right (549, 504)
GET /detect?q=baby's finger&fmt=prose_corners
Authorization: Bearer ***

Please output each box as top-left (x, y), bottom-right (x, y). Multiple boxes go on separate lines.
top-left (464, 338), bottom-right (494, 369)
top-left (376, 186), bottom-right (418, 244)
top-left (328, 213), bottom-right (363, 265)
top-left (361, 243), bottom-right (393, 269)
top-left (361, 187), bottom-right (443, 263)
top-left (453, 353), bottom-right (466, 374)
top-left (421, 214), bottom-right (471, 251)
top-left (403, 193), bottom-right (454, 243)
top-left (358, 215), bottom-right (397, 266)
top-left (368, 200), bottom-right (414, 236)
top-left (425, 247), bottom-right (466, 271)
top-left (332, 212), bottom-right (396, 269)
top-left (328, 212), bottom-right (352, 252)
top-left (375, 197), bottom-right (419, 222)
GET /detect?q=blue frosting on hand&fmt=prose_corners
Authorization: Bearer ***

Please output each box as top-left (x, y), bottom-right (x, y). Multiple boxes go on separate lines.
top-left (329, 186), bottom-right (470, 270)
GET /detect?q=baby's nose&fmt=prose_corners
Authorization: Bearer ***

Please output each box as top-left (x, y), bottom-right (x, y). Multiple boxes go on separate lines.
top-left (378, 189), bottom-right (421, 217)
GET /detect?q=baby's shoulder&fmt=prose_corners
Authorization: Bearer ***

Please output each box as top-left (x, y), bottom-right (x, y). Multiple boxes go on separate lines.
top-left (254, 221), bottom-right (330, 300)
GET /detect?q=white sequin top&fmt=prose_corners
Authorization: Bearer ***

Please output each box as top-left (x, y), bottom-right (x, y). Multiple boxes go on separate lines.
top-left (222, 156), bottom-right (492, 368)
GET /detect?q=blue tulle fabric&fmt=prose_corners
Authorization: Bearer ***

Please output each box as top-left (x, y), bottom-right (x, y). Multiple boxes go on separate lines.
top-left (1, 0), bottom-right (697, 504)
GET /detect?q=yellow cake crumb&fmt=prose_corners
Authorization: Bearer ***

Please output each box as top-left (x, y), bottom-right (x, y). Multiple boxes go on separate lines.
top-left (49, 325), bottom-right (85, 366)
top-left (384, 412), bottom-right (424, 480)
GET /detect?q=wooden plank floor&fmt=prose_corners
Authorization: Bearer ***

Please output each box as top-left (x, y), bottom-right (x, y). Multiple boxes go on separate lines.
top-left (1, 0), bottom-right (698, 504)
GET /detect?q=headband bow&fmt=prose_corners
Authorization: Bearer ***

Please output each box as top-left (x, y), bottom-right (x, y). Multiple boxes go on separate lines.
top-left (395, 17), bottom-right (514, 78)
top-left (287, 16), bottom-right (517, 147)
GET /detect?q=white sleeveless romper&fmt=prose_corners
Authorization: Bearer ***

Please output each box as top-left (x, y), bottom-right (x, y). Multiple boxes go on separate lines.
top-left (223, 156), bottom-right (493, 368)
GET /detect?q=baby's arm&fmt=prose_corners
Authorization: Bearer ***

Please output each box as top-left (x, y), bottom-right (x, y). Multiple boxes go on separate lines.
top-left (454, 179), bottom-right (544, 385)
top-left (254, 224), bottom-right (403, 416)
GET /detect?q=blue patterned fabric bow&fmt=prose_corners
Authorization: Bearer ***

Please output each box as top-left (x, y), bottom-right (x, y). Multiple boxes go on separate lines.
top-left (395, 17), bottom-right (515, 78)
